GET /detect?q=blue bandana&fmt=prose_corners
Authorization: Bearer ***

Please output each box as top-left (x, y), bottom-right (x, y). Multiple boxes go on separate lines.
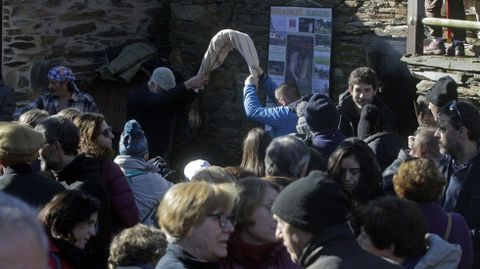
top-left (47, 66), bottom-right (76, 82)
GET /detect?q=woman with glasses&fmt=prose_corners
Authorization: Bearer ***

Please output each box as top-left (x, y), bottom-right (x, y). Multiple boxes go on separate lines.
top-left (156, 181), bottom-right (239, 269)
top-left (328, 138), bottom-right (384, 207)
top-left (220, 177), bottom-right (300, 269)
top-left (40, 190), bottom-right (100, 269)
top-left (74, 113), bottom-right (139, 232)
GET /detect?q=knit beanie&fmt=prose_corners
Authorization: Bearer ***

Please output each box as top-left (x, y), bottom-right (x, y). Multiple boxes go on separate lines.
top-left (296, 101), bottom-right (310, 134)
top-left (272, 170), bottom-right (349, 234)
top-left (0, 122), bottom-right (45, 164)
top-left (305, 94), bottom-right (339, 132)
top-left (119, 120), bottom-right (148, 157)
top-left (425, 76), bottom-right (458, 107)
top-left (149, 67), bottom-right (176, 91)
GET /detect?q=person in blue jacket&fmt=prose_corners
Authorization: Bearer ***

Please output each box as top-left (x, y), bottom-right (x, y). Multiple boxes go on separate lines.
top-left (243, 71), bottom-right (300, 138)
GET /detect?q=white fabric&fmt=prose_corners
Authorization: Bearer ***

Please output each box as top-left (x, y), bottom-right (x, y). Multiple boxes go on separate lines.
top-left (197, 29), bottom-right (263, 78)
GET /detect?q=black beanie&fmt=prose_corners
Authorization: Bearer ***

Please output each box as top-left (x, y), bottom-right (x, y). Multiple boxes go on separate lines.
top-left (305, 94), bottom-right (339, 132)
top-left (425, 76), bottom-right (458, 107)
top-left (272, 170), bottom-right (349, 234)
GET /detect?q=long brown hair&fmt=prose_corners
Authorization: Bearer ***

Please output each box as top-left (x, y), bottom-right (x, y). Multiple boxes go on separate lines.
top-left (240, 128), bottom-right (272, 177)
top-left (74, 113), bottom-right (114, 160)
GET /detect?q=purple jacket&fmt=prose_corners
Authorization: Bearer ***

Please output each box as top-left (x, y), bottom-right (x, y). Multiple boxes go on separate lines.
top-left (100, 159), bottom-right (139, 231)
top-left (420, 203), bottom-right (473, 269)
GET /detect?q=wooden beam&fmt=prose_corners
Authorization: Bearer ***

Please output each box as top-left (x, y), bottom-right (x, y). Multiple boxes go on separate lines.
top-left (407, 0), bottom-right (424, 55)
top-left (422, 17), bottom-right (480, 30)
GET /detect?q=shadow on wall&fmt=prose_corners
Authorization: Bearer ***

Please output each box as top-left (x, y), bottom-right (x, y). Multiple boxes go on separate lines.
top-left (366, 38), bottom-right (419, 138)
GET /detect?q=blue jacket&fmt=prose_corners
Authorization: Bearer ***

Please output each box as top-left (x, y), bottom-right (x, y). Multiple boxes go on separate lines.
top-left (243, 75), bottom-right (297, 137)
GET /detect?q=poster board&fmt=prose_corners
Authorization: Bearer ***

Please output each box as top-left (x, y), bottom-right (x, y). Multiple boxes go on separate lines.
top-left (268, 6), bottom-right (332, 96)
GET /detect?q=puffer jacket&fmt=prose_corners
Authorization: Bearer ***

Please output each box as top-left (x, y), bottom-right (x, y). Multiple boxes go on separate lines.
top-left (413, 234), bottom-right (461, 269)
top-left (114, 155), bottom-right (173, 226)
top-left (99, 159), bottom-right (139, 231)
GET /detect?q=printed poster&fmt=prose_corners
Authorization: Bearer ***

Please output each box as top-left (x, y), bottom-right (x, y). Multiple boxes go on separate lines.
top-left (268, 6), bottom-right (332, 96)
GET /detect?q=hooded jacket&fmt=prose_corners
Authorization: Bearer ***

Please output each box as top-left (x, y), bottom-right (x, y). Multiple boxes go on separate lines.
top-left (114, 155), bottom-right (173, 226)
top-left (337, 90), bottom-right (396, 137)
top-left (413, 234), bottom-right (461, 269)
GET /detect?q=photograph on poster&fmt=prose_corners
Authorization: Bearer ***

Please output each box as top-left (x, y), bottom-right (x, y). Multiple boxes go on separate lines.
top-left (315, 18), bottom-right (332, 34)
top-left (269, 31), bottom-right (287, 46)
top-left (270, 16), bottom-right (288, 32)
top-left (315, 34), bottom-right (331, 47)
top-left (299, 17), bottom-right (315, 33)
top-left (288, 19), bottom-right (297, 32)
top-left (314, 64), bottom-right (329, 80)
top-left (285, 35), bottom-right (313, 95)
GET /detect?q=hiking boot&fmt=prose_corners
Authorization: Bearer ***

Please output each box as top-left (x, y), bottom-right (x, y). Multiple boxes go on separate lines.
top-left (446, 42), bottom-right (465, 56)
top-left (423, 40), bottom-right (446, 55)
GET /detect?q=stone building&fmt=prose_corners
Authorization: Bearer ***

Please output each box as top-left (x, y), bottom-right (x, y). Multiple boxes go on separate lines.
top-left (3, 0), bottom-right (412, 171)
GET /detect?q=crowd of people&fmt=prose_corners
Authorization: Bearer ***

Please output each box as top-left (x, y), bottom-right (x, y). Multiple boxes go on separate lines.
top-left (0, 62), bottom-right (478, 269)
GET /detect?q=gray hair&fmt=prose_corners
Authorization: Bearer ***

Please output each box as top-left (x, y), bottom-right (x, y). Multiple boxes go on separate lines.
top-left (265, 135), bottom-right (310, 178)
top-left (0, 192), bottom-right (48, 265)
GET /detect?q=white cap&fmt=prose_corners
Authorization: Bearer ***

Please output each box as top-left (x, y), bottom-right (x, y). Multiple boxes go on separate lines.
top-left (184, 159), bottom-right (211, 180)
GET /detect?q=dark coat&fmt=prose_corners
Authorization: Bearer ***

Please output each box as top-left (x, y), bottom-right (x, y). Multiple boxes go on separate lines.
top-left (156, 243), bottom-right (220, 269)
top-left (442, 152), bottom-right (480, 268)
top-left (127, 84), bottom-right (196, 159)
top-left (55, 154), bottom-right (112, 269)
top-left (337, 90), bottom-right (396, 137)
top-left (0, 163), bottom-right (65, 208)
top-left (310, 129), bottom-right (346, 160)
top-left (98, 159), bottom-right (139, 231)
top-left (0, 81), bottom-right (15, 121)
top-left (363, 131), bottom-right (406, 172)
top-left (48, 237), bottom-right (89, 269)
top-left (382, 148), bottom-right (410, 195)
top-left (299, 223), bottom-right (402, 269)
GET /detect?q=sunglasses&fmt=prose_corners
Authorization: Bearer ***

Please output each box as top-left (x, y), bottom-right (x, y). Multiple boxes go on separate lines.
top-left (448, 101), bottom-right (464, 123)
top-left (101, 126), bottom-right (113, 137)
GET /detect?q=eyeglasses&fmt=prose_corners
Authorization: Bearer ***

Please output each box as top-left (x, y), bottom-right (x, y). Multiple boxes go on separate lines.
top-left (101, 126), bottom-right (113, 137)
top-left (449, 101), bottom-right (464, 123)
top-left (207, 213), bottom-right (236, 228)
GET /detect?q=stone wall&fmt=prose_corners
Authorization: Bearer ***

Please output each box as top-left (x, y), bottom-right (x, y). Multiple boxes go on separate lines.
top-left (168, 0), bottom-right (411, 167)
top-left (3, 0), bottom-right (170, 99)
